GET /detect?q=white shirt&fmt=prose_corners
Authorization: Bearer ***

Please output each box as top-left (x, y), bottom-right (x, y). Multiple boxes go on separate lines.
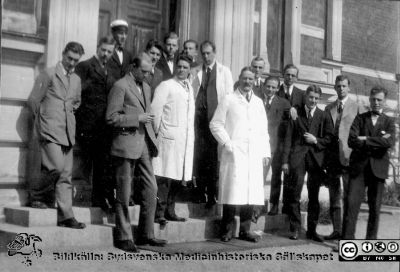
top-left (116, 49), bottom-right (123, 64)
top-left (283, 84), bottom-right (294, 97)
top-left (305, 105), bottom-right (316, 118)
top-left (371, 109), bottom-right (383, 126)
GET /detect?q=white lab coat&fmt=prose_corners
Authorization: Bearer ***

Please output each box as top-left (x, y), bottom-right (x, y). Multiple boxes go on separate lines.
top-left (151, 78), bottom-right (195, 181)
top-left (210, 90), bottom-right (271, 205)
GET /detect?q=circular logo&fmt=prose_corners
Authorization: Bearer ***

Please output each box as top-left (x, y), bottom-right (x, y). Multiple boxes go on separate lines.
top-left (362, 241), bottom-right (373, 253)
top-left (387, 242), bottom-right (399, 253)
top-left (341, 242), bottom-right (358, 259)
top-left (374, 241), bottom-right (386, 253)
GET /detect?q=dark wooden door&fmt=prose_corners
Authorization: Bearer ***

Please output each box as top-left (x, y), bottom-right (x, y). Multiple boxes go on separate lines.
top-left (98, 0), bottom-right (173, 56)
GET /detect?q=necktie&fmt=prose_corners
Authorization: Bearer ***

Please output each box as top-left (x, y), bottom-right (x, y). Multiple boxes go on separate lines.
top-left (266, 97), bottom-right (271, 110)
top-left (246, 92), bottom-right (251, 102)
top-left (338, 102), bottom-right (343, 114)
top-left (307, 108), bottom-right (311, 119)
top-left (202, 67), bottom-right (211, 89)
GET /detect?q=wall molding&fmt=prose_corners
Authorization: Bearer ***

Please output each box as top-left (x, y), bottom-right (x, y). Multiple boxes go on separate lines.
top-left (300, 24), bottom-right (325, 40)
top-left (342, 64), bottom-right (397, 82)
top-left (2, 38), bottom-right (46, 53)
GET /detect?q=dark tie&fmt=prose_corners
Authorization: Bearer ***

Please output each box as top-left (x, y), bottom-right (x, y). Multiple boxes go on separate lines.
top-left (246, 93), bottom-right (251, 102)
top-left (116, 47), bottom-right (123, 52)
top-left (202, 67), bottom-right (211, 89)
top-left (266, 97), bottom-right (271, 111)
top-left (338, 102), bottom-right (343, 114)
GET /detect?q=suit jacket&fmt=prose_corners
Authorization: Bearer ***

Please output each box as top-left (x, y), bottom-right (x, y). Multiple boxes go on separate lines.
top-left (348, 111), bottom-right (395, 179)
top-left (277, 84), bottom-right (305, 108)
top-left (156, 54), bottom-right (175, 81)
top-left (27, 62), bottom-right (81, 146)
top-left (263, 95), bottom-right (291, 154)
top-left (108, 48), bottom-right (134, 81)
top-left (192, 61), bottom-right (234, 104)
top-left (75, 56), bottom-right (115, 136)
top-left (283, 106), bottom-right (334, 169)
top-left (147, 66), bottom-right (164, 101)
top-left (106, 73), bottom-right (158, 159)
top-left (325, 97), bottom-right (364, 167)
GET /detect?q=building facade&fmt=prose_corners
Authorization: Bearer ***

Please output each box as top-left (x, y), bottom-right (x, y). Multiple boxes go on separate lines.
top-left (1, 0), bottom-right (399, 218)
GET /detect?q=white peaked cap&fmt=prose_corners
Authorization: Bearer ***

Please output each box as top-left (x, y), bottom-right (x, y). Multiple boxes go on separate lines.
top-left (110, 19), bottom-right (128, 29)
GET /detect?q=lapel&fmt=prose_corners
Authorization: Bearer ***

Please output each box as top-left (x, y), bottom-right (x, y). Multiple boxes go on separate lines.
top-left (127, 73), bottom-right (145, 109)
top-left (112, 50), bottom-right (122, 66)
top-left (91, 57), bottom-right (107, 79)
top-left (365, 111), bottom-right (375, 135)
top-left (330, 100), bottom-right (338, 126)
top-left (373, 114), bottom-right (386, 135)
top-left (298, 106), bottom-right (310, 130)
top-left (55, 62), bottom-right (69, 95)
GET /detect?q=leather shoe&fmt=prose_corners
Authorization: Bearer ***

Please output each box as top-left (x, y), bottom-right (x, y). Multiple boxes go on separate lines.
top-left (289, 230), bottom-right (299, 240)
top-left (238, 231), bottom-right (261, 243)
top-left (324, 231), bottom-right (341, 240)
top-left (57, 218), bottom-right (86, 229)
top-left (165, 214), bottom-right (187, 222)
top-left (268, 204), bottom-right (279, 216)
top-left (221, 235), bottom-right (232, 242)
top-left (155, 217), bottom-right (168, 226)
top-left (136, 238), bottom-right (167, 247)
top-left (205, 197), bottom-right (217, 209)
top-left (30, 201), bottom-right (48, 209)
top-left (115, 240), bottom-right (139, 253)
top-left (306, 231), bottom-right (324, 242)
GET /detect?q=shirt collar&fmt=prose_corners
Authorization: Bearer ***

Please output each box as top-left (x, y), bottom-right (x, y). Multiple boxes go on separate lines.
top-left (239, 88), bottom-right (253, 100)
top-left (205, 61), bottom-right (216, 71)
top-left (338, 95), bottom-right (349, 105)
top-left (305, 105), bottom-right (316, 117)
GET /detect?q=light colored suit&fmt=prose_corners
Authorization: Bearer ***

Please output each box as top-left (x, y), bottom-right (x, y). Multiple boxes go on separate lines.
top-left (325, 97), bottom-right (362, 166)
top-left (27, 62), bottom-right (81, 222)
top-left (106, 73), bottom-right (158, 241)
top-left (191, 61), bottom-right (234, 102)
top-left (324, 96), bottom-right (364, 234)
top-left (28, 62), bottom-right (81, 146)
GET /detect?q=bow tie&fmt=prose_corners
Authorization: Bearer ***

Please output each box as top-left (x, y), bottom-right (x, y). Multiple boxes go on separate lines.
top-left (116, 47), bottom-right (123, 52)
top-left (135, 80), bottom-right (143, 86)
top-left (167, 56), bottom-right (174, 62)
top-left (371, 111), bottom-right (381, 116)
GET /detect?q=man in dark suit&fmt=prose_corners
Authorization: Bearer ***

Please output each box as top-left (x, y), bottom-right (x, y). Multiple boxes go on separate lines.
top-left (282, 85), bottom-right (333, 241)
top-left (342, 86), bottom-right (395, 239)
top-left (258, 76), bottom-right (291, 216)
top-left (323, 75), bottom-right (365, 240)
top-left (106, 54), bottom-right (167, 252)
top-left (277, 64), bottom-right (305, 215)
top-left (156, 32), bottom-right (179, 81)
top-left (27, 42), bottom-right (86, 229)
top-left (144, 39), bottom-right (164, 100)
top-left (75, 36), bottom-right (116, 212)
top-left (277, 64), bottom-right (305, 119)
top-left (108, 19), bottom-right (134, 81)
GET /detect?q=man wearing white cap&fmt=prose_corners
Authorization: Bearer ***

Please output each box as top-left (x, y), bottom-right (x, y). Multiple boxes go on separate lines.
top-left (108, 19), bottom-right (134, 80)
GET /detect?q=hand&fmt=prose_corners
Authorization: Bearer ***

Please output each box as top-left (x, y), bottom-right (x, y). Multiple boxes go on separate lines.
top-left (139, 113), bottom-right (154, 124)
top-left (224, 141), bottom-right (234, 153)
top-left (357, 136), bottom-right (367, 141)
top-left (290, 107), bottom-right (298, 120)
top-left (263, 157), bottom-right (270, 167)
top-left (304, 132), bottom-right (317, 144)
top-left (282, 163), bottom-right (289, 175)
top-left (383, 134), bottom-right (391, 139)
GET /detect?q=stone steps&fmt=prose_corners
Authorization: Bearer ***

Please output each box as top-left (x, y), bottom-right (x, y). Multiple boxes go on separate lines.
top-left (0, 203), bottom-right (306, 252)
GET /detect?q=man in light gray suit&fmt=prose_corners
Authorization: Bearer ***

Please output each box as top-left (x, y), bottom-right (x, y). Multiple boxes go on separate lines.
top-left (324, 75), bottom-right (365, 240)
top-left (106, 53), bottom-right (166, 252)
top-left (27, 42), bottom-right (86, 229)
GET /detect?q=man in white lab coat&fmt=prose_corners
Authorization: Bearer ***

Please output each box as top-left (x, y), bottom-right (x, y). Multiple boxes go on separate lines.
top-left (210, 67), bottom-right (271, 242)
